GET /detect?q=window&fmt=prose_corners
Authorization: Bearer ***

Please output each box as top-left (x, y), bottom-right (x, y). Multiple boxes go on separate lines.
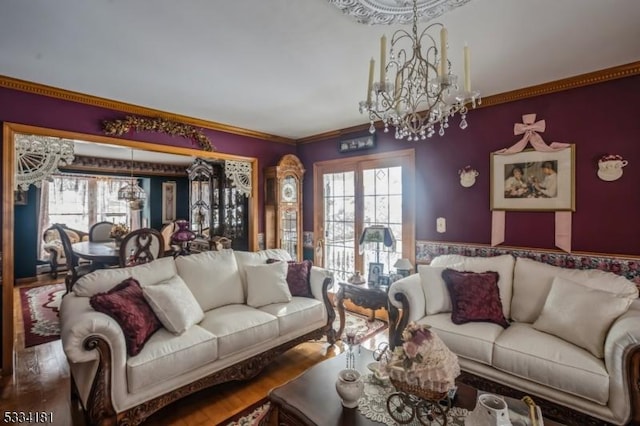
top-left (46, 175), bottom-right (131, 231)
top-left (314, 150), bottom-right (415, 282)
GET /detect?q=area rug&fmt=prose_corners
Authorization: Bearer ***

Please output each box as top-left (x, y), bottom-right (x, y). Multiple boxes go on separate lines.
top-left (20, 283), bottom-right (65, 347)
top-left (222, 399), bottom-right (271, 426)
top-left (334, 309), bottom-right (388, 343)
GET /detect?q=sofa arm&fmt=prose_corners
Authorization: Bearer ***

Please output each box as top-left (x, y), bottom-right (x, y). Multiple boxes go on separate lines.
top-left (388, 274), bottom-right (425, 349)
top-left (309, 266), bottom-right (337, 343)
top-left (310, 266), bottom-right (334, 301)
top-left (604, 299), bottom-right (640, 425)
top-left (60, 295), bottom-right (128, 364)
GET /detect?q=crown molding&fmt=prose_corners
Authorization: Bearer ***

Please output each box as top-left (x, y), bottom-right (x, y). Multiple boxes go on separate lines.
top-left (297, 61), bottom-right (640, 144)
top-left (0, 75), bottom-right (296, 145)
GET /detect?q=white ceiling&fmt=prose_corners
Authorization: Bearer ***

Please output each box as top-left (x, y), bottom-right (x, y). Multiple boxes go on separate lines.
top-left (1, 0), bottom-right (639, 140)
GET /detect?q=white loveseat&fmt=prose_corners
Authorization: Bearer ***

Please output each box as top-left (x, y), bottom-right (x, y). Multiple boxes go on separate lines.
top-left (388, 254), bottom-right (640, 425)
top-left (60, 248), bottom-right (335, 426)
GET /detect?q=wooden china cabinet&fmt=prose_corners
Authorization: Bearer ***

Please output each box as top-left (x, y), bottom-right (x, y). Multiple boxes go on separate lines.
top-left (264, 154), bottom-right (305, 260)
top-left (187, 158), bottom-right (249, 251)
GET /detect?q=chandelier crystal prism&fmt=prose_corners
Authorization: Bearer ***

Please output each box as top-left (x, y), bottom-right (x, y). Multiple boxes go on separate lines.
top-left (359, 0), bottom-right (480, 140)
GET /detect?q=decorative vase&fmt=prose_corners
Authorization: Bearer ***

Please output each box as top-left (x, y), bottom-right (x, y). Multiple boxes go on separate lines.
top-left (465, 393), bottom-right (512, 426)
top-left (335, 369), bottom-right (364, 408)
top-left (113, 235), bottom-right (123, 248)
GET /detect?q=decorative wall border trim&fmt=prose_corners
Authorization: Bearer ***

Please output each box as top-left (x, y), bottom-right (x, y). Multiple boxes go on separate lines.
top-left (103, 115), bottom-right (214, 151)
top-left (415, 240), bottom-right (640, 284)
top-left (297, 61), bottom-right (640, 144)
top-left (61, 155), bottom-right (187, 177)
top-left (0, 75), bottom-right (295, 145)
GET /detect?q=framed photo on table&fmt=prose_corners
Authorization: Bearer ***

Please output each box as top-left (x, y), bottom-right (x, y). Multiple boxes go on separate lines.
top-left (162, 181), bottom-right (177, 223)
top-left (368, 262), bottom-right (383, 284)
top-left (491, 146), bottom-right (575, 211)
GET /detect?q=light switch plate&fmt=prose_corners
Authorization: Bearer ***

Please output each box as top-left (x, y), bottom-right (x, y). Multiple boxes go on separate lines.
top-left (436, 217), bottom-right (446, 233)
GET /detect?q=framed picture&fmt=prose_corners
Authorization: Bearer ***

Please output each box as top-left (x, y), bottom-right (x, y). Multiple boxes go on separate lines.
top-left (14, 189), bottom-right (27, 205)
top-left (378, 275), bottom-right (390, 287)
top-left (368, 262), bottom-right (383, 284)
top-left (162, 181), bottom-right (177, 223)
top-left (338, 135), bottom-right (376, 153)
top-left (491, 146), bottom-right (575, 211)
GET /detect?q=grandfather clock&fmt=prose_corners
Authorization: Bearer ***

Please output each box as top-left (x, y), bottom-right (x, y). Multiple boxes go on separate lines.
top-left (264, 154), bottom-right (305, 260)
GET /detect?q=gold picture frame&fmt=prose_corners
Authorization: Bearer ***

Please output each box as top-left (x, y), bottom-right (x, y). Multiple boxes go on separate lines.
top-left (491, 145), bottom-right (575, 211)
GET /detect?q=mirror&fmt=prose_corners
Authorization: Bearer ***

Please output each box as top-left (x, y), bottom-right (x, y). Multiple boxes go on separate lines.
top-left (2, 122), bottom-right (258, 373)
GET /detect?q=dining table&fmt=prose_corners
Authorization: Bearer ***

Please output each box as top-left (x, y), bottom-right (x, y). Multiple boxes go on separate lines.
top-left (71, 240), bottom-right (120, 268)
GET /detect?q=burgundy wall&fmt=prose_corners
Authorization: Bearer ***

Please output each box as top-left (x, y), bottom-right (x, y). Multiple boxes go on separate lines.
top-left (298, 75), bottom-right (640, 256)
top-left (0, 87), bottom-right (296, 233)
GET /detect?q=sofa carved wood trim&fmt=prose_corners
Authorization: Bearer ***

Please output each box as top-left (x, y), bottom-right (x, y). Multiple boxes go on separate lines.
top-left (76, 277), bottom-right (335, 426)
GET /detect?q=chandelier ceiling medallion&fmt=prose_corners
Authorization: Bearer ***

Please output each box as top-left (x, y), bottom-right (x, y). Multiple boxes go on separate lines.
top-left (328, 0), bottom-right (472, 25)
top-left (348, 0), bottom-right (480, 140)
top-left (14, 134), bottom-right (75, 190)
top-left (118, 150), bottom-right (147, 210)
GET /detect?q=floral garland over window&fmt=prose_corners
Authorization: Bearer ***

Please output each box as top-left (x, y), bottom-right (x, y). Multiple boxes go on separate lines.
top-left (102, 116), bottom-right (215, 151)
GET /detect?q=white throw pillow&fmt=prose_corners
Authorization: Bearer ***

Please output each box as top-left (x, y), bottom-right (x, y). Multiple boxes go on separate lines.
top-left (417, 264), bottom-right (461, 315)
top-left (245, 261), bottom-right (292, 308)
top-left (532, 276), bottom-right (633, 358)
top-left (73, 257), bottom-right (177, 297)
top-left (142, 275), bottom-right (204, 334)
top-left (234, 249), bottom-right (292, 293)
top-left (175, 250), bottom-right (244, 311)
top-left (512, 257), bottom-right (639, 323)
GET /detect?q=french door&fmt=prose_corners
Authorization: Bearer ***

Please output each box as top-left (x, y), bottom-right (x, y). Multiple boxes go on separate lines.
top-left (313, 149), bottom-right (415, 283)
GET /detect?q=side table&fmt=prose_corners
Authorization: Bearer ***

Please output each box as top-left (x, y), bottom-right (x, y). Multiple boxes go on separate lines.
top-left (336, 281), bottom-right (389, 340)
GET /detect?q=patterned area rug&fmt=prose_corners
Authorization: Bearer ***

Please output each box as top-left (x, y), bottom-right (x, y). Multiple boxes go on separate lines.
top-left (222, 399), bottom-right (271, 426)
top-left (334, 309), bottom-right (388, 343)
top-left (20, 283), bottom-right (65, 347)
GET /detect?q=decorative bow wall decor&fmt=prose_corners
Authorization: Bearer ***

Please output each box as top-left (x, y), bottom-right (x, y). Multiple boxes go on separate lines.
top-left (491, 114), bottom-right (574, 253)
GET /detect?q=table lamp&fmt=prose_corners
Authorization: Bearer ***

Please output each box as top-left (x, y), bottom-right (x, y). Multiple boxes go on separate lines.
top-left (393, 258), bottom-right (413, 277)
top-left (358, 225), bottom-right (395, 263)
top-left (171, 219), bottom-right (196, 255)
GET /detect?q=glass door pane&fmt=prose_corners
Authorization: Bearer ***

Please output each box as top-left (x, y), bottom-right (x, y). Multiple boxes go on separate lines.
top-left (323, 171), bottom-right (355, 282)
top-left (362, 166), bottom-right (403, 276)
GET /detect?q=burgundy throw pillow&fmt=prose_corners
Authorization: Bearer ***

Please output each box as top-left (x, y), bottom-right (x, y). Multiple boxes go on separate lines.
top-left (442, 269), bottom-right (510, 328)
top-left (267, 258), bottom-right (313, 297)
top-left (89, 278), bottom-right (161, 356)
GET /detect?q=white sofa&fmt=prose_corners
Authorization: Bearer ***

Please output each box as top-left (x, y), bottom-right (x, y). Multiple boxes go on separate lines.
top-left (388, 254), bottom-right (640, 425)
top-left (60, 248), bottom-right (336, 426)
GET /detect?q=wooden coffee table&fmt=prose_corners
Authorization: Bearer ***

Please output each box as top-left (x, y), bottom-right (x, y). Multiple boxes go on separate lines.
top-left (268, 347), bottom-right (563, 425)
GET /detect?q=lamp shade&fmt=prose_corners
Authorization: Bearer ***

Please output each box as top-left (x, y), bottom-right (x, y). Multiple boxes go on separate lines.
top-left (358, 225), bottom-right (395, 254)
top-left (171, 220), bottom-right (196, 244)
top-left (393, 258), bottom-right (413, 271)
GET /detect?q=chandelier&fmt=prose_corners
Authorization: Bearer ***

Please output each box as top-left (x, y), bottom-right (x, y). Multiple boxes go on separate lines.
top-left (359, 0), bottom-right (480, 140)
top-left (118, 150), bottom-right (147, 210)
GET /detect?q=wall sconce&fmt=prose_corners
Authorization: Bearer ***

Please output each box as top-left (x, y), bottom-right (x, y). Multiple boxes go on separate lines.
top-left (459, 165), bottom-right (479, 187)
top-left (597, 154), bottom-right (627, 182)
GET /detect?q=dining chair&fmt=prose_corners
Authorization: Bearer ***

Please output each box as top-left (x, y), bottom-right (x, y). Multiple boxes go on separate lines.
top-left (160, 221), bottom-right (181, 256)
top-left (53, 224), bottom-right (95, 293)
top-left (89, 221), bottom-right (114, 242)
top-left (119, 228), bottom-right (165, 267)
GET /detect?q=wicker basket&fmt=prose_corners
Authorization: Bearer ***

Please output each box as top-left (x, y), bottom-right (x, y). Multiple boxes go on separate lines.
top-left (389, 377), bottom-right (449, 401)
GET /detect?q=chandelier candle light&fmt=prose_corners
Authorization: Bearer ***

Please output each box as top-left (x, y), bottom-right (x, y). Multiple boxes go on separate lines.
top-left (359, 0), bottom-right (480, 140)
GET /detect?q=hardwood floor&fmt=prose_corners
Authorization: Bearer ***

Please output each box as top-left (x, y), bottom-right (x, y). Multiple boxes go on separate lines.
top-left (1, 277), bottom-right (389, 426)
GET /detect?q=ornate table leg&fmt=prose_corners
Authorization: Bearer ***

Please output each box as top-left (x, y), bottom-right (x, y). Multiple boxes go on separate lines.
top-left (336, 285), bottom-right (346, 341)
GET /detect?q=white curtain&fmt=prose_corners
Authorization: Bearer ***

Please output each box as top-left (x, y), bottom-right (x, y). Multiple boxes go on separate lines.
top-left (37, 180), bottom-right (50, 260)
